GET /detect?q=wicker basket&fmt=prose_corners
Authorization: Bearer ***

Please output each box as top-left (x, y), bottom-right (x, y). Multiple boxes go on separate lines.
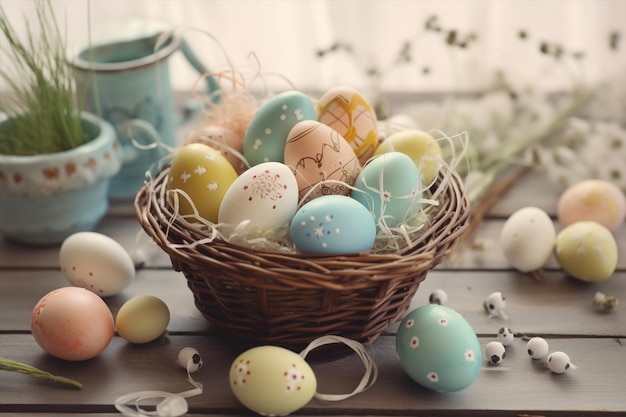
top-left (135, 165), bottom-right (470, 350)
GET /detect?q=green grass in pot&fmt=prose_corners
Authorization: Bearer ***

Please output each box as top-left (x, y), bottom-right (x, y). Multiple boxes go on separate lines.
top-left (0, 0), bottom-right (88, 156)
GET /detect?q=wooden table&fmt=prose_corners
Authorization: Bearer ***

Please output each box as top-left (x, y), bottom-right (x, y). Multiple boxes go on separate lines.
top-left (1, 169), bottom-right (625, 417)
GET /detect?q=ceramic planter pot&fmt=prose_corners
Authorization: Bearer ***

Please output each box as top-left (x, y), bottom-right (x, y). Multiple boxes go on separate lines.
top-left (0, 112), bottom-right (121, 244)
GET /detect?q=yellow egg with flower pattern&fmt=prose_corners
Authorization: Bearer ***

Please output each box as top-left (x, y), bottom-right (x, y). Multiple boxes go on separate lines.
top-left (166, 143), bottom-right (238, 223)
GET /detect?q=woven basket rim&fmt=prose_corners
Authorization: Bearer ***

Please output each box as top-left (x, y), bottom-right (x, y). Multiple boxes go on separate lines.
top-left (135, 164), bottom-right (470, 272)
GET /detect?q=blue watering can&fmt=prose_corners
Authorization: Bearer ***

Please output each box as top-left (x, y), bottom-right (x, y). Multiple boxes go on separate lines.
top-left (71, 19), bottom-right (220, 200)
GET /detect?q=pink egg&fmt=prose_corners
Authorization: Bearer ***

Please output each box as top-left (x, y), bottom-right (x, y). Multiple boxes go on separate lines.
top-left (31, 287), bottom-right (114, 361)
top-left (185, 125), bottom-right (247, 174)
top-left (284, 120), bottom-right (361, 203)
top-left (557, 179), bottom-right (626, 232)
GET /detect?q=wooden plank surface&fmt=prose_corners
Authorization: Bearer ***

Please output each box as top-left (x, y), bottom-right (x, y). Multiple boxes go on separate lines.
top-left (1, 334), bottom-right (624, 414)
top-left (1, 169), bottom-right (625, 416)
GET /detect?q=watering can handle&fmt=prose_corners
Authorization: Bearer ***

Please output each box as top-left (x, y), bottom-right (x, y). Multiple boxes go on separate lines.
top-left (180, 38), bottom-right (221, 104)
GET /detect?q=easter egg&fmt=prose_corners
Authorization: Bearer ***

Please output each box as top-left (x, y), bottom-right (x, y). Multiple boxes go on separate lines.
top-left (284, 120), bottom-right (361, 202)
top-left (218, 162), bottom-right (299, 238)
top-left (351, 152), bottom-right (422, 230)
top-left (317, 86), bottom-right (379, 165)
top-left (374, 129), bottom-right (443, 186)
top-left (31, 287), bottom-right (114, 361)
top-left (499, 206), bottom-right (556, 272)
top-left (290, 195), bottom-right (376, 254)
top-left (243, 90), bottom-right (316, 166)
top-left (115, 295), bottom-right (170, 344)
top-left (185, 125), bottom-right (247, 174)
top-left (230, 345), bottom-right (316, 416)
top-left (166, 143), bottom-right (238, 223)
top-left (554, 221), bottom-right (618, 282)
top-left (557, 179), bottom-right (626, 232)
top-left (59, 231), bottom-right (135, 297)
top-left (396, 304), bottom-right (481, 392)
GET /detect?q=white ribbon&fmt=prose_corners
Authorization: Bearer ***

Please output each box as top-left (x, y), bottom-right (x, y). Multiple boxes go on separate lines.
top-left (299, 335), bottom-right (378, 402)
top-left (114, 358), bottom-right (203, 417)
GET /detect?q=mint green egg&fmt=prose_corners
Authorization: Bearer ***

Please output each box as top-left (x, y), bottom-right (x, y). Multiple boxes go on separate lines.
top-left (351, 152), bottom-right (422, 230)
top-left (396, 304), bottom-right (481, 392)
top-left (243, 91), bottom-right (316, 166)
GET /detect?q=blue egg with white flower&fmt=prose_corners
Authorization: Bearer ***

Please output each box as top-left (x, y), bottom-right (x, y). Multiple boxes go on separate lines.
top-left (290, 195), bottom-right (376, 254)
top-left (396, 304), bottom-right (481, 392)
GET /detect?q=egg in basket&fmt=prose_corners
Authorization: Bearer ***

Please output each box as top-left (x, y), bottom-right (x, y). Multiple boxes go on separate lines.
top-left (135, 85), bottom-right (470, 351)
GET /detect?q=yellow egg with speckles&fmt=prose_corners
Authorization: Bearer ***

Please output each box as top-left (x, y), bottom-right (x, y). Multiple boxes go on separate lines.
top-left (374, 129), bottom-right (443, 186)
top-left (167, 143), bottom-right (238, 223)
top-left (554, 221), bottom-right (618, 282)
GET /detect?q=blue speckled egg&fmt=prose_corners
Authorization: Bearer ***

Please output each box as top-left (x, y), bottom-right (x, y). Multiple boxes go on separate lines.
top-left (243, 91), bottom-right (316, 166)
top-left (396, 304), bottom-right (481, 392)
top-left (351, 152), bottom-right (422, 230)
top-left (290, 195), bottom-right (376, 254)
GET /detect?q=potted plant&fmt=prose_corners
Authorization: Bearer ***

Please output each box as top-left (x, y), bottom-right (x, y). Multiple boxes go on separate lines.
top-left (0, 0), bottom-right (121, 245)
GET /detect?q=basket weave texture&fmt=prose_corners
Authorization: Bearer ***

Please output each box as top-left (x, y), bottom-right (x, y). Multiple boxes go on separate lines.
top-left (135, 165), bottom-right (470, 350)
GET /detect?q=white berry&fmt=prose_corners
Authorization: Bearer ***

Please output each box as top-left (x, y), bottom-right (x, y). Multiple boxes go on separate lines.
top-left (485, 341), bottom-right (506, 365)
top-left (497, 327), bottom-right (515, 346)
top-left (429, 289), bottom-right (448, 305)
top-left (527, 337), bottom-right (549, 359)
top-left (547, 351), bottom-right (575, 374)
top-left (484, 291), bottom-right (507, 318)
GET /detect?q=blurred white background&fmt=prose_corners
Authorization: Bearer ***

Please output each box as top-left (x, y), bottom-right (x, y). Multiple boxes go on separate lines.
top-left (1, 0), bottom-right (625, 95)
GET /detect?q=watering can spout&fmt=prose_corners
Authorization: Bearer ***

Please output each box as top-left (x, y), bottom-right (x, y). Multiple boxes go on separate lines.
top-left (180, 38), bottom-right (221, 104)
top-left (69, 18), bottom-right (221, 199)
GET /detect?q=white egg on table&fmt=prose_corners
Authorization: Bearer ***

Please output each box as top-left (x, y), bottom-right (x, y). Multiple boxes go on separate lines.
top-left (60, 231), bottom-right (135, 297)
top-left (499, 206), bottom-right (556, 272)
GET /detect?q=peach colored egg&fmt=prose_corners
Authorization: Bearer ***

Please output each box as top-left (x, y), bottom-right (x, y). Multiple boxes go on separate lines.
top-left (317, 86), bottom-right (379, 165)
top-left (284, 120), bottom-right (361, 203)
top-left (557, 179), bottom-right (626, 232)
top-left (31, 287), bottom-right (114, 361)
top-left (185, 125), bottom-right (247, 174)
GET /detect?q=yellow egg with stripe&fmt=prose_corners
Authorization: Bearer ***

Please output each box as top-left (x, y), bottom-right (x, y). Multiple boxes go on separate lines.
top-left (166, 143), bottom-right (238, 223)
top-left (317, 86), bottom-right (379, 165)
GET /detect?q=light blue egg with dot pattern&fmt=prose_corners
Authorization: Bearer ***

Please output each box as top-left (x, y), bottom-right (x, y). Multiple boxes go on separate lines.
top-left (290, 195), bottom-right (376, 254)
top-left (396, 304), bottom-right (481, 392)
top-left (351, 152), bottom-right (422, 231)
top-left (243, 91), bottom-right (316, 166)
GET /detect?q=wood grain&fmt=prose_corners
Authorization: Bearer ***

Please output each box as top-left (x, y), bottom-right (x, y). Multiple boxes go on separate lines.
top-left (1, 157), bottom-right (624, 416)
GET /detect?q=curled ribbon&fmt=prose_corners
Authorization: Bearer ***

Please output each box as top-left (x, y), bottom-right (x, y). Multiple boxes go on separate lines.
top-left (114, 358), bottom-right (203, 417)
top-left (299, 335), bottom-right (378, 402)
